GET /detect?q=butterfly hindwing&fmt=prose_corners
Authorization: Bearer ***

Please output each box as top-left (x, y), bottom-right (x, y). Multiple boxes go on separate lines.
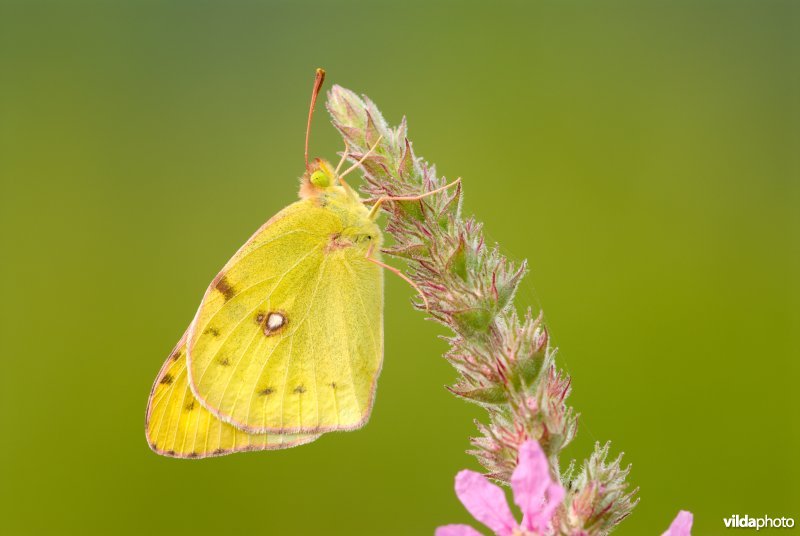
top-left (186, 199), bottom-right (384, 434)
top-left (146, 331), bottom-right (319, 458)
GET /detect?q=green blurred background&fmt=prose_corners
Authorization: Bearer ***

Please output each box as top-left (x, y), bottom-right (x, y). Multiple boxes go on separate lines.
top-left (1, 1), bottom-right (797, 534)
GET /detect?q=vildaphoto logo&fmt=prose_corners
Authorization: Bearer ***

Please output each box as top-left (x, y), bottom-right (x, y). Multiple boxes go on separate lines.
top-left (724, 514), bottom-right (795, 530)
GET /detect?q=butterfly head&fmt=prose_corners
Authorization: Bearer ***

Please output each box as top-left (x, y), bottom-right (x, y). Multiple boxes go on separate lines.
top-left (309, 158), bottom-right (336, 188)
top-left (299, 158), bottom-right (347, 199)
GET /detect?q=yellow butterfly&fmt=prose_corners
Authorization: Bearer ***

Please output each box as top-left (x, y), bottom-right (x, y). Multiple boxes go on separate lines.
top-left (146, 69), bottom-right (454, 458)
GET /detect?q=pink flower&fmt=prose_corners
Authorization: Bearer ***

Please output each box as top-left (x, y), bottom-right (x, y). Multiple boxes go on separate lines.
top-left (436, 440), bottom-right (565, 536)
top-left (662, 511), bottom-right (693, 536)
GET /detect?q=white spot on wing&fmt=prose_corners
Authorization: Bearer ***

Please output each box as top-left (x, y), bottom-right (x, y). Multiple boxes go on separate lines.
top-left (267, 312), bottom-right (285, 330)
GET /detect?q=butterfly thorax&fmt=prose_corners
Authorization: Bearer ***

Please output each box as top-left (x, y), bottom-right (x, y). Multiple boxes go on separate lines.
top-left (299, 158), bottom-right (382, 254)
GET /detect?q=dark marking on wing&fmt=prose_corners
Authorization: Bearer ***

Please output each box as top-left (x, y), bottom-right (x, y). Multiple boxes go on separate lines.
top-left (218, 357), bottom-right (230, 366)
top-left (326, 232), bottom-right (351, 252)
top-left (293, 385), bottom-right (306, 394)
top-left (185, 401), bottom-right (195, 411)
top-left (214, 275), bottom-right (236, 301)
top-left (204, 327), bottom-right (220, 337)
top-left (213, 448), bottom-right (225, 455)
top-left (170, 349), bottom-right (182, 362)
top-left (187, 452), bottom-right (198, 458)
top-left (160, 374), bottom-right (174, 385)
top-left (259, 387), bottom-right (274, 396)
top-left (330, 382), bottom-right (337, 389)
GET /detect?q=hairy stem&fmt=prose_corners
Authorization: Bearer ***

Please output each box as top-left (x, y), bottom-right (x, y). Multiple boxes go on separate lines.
top-left (327, 85), bottom-right (638, 535)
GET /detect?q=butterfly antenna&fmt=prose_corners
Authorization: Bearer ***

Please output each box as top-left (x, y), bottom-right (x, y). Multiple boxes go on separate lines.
top-left (338, 136), bottom-right (383, 180)
top-left (305, 68), bottom-right (326, 171)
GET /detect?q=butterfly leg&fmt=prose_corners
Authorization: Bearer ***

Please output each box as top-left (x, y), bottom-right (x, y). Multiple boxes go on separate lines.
top-left (333, 140), bottom-right (351, 181)
top-left (365, 242), bottom-right (430, 310)
top-left (337, 136), bottom-right (384, 181)
top-left (367, 178), bottom-right (461, 220)
top-left (362, 175), bottom-right (461, 311)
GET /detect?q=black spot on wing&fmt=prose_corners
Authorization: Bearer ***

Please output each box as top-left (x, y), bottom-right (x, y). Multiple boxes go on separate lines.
top-left (160, 374), bottom-right (174, 385)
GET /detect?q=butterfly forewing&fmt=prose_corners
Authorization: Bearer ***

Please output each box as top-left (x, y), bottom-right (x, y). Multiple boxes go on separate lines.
top-left (186, 199), bottom-right (384, 434)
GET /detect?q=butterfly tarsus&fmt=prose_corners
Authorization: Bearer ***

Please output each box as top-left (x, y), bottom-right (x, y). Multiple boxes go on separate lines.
top-left (338, 136), bottom-right (383, 182)
top-left (334, 140), bottom-right (350, 183)
top-left (367, 178), bottom-right (462, 220)
top-left (365, 242), bottom-right (430, 311)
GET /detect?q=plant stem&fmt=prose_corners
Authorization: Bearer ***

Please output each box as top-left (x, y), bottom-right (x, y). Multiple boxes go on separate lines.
top-left (327, 85), bottom-right (638, 535)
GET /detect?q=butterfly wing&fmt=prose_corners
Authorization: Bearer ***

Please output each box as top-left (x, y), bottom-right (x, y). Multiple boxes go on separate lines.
top-left (186, 200), bottom-right (383, 434)
top-left (146, 331), bottom-right (319, 458)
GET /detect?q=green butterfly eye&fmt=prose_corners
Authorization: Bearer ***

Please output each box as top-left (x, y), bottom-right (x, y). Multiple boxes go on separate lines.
top-left (310, 170), bottom-right (330, 187)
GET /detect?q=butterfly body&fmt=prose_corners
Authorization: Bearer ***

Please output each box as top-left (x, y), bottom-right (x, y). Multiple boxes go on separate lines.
top-left (146, 156), bottom-right (385, 457)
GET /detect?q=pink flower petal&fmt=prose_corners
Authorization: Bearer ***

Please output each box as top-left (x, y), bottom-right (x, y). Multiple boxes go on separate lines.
top-left (662, 510), bottom-right (693, 536)
top-left (536, 481), bottom-right (566, 530)
top-left (455, 470), bottom-right (518, 536)
top-left (511, 440), bottom-right (550, 517)
top-left (511, 440), bottom-right (565, 532)
top-left (435, 524), bottom-right (485, 536)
